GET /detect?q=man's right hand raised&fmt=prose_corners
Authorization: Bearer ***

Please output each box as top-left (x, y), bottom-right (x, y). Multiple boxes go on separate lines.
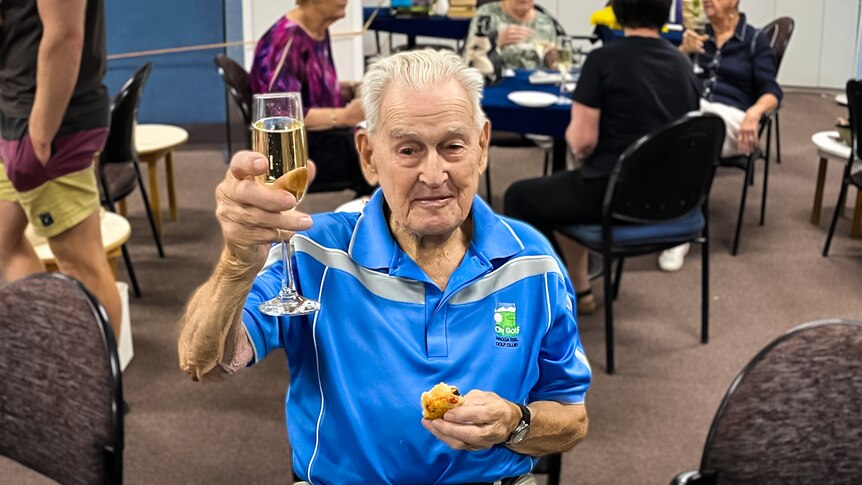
top-left (215, 151), bottom-right (316, 271)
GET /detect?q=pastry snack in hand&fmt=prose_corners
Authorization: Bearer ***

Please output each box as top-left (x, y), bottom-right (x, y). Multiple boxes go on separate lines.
top-left (421, 382), bottom-right (464, 420)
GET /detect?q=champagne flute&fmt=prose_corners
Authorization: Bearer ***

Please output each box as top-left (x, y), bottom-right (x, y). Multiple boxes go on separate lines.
top-left (555, 36), bottom-right (574, 104)
top-left (252, 92), bottom-right (320, 316)
top-left (691, 2), bottom-right (708, 75)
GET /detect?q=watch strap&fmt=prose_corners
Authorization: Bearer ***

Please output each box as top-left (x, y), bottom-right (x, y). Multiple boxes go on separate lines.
top-left (503, 403), bottom-right (531, 445)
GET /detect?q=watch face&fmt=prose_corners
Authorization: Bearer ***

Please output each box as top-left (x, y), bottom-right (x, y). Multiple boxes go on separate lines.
top-left (510, 424), bottom-right (530, 444)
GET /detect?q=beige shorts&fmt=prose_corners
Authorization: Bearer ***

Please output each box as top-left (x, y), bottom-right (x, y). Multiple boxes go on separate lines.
top-left (0, 161), bottom-right (100, 238)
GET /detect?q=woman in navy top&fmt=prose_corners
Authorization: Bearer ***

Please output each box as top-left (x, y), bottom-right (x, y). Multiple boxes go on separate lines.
top-left (659, 0), bottom-right (782, 272)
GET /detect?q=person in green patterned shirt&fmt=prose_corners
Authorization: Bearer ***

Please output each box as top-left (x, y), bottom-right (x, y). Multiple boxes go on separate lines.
top-left (466, 0), bottom-right (558, 70)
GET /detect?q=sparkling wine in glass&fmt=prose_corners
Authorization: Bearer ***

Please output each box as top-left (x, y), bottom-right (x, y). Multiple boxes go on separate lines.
top-left (252, 92), bottom-right (319, 316)
top-left (555, 36), bottom-right (574, 103)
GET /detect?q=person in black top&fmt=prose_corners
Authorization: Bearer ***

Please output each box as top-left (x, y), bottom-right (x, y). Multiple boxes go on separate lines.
top-left (503, 0), bottom-right (700, 314)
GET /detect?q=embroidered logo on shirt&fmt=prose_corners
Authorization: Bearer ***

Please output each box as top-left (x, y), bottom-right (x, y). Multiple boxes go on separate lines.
top-left (494, 303), bottom-right (519, 348)
top-left (39, 212), bottom-right (54, 227)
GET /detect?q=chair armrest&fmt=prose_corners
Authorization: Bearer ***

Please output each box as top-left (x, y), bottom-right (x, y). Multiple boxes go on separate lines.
top-left (671, 470), bottom-right (717, 485)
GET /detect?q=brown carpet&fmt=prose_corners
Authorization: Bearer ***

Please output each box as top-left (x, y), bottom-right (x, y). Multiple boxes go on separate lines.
top-left (2, 91), bottom-right (861, 485)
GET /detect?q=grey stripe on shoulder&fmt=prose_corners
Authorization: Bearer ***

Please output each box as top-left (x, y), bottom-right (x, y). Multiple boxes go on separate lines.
top-left (293, 235), bottom-right (425, 304)
top-left (450, 255), bottom-right (563, 305)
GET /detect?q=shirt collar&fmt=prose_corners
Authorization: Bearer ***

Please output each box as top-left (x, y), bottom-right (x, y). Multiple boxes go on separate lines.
top-left (347, 189), bottom-right (525, 273)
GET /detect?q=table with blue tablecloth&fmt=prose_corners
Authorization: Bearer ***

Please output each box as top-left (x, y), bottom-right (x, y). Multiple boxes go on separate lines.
top-left (482, 69), bottom-right (575, 172)
top-left (363, 7), bottom-right (471, 50)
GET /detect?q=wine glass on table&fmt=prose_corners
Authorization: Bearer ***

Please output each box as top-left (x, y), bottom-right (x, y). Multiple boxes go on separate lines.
top-left (252, 92), bottom-right (319, 316)
top-left (532, 36), bottom-right (554, 68)
top-left (554, 35), bottom-right (574, 104)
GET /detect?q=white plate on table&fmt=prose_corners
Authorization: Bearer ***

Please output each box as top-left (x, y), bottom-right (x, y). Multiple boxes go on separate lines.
top-left (507, 91), bottom-right (559, 108)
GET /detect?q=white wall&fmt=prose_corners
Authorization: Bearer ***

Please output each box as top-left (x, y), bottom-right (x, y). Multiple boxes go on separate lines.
top-left (240, 0), bottom-right (365, 82)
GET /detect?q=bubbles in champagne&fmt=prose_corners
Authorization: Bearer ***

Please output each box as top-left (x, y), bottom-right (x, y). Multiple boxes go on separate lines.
top-left (253, 116), bottom-right (309, 201)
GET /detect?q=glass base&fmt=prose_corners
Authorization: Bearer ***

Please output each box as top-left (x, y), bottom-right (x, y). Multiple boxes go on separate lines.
top-left (259, 294), bottom-right (320, 316)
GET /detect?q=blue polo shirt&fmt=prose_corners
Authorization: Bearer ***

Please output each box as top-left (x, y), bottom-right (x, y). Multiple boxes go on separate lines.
top-left (242, 190), bottom-right (591, 485)
top-left (697, 13), bottom-right (783, 111)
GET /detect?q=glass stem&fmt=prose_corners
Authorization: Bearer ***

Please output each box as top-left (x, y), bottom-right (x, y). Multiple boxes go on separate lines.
top-left (279, 231), bottom-right (298, 298)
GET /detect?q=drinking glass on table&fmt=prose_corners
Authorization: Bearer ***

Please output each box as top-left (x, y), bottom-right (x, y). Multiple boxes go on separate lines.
top-left (252, 92), bottom-right (319, 316)
top-left (554, 35), bottom-right (574, 103)
top-left (532, 36), bottom-right (554, 66)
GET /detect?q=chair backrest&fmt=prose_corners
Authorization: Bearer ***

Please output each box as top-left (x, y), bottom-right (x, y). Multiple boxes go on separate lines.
top-left (0, 273), bottom-right (123, 484)
top-left (847, 79), bottom-right (861, 163)
top-left (605, 112), bottom-right (725, 224)
top-left (534, 4), bottom-right (567, 36)
top-left (699, 319), bottom-right (862, 484)
top-left (101, 62), bottom-right (153, 166)
top-left (761, 17), bottom-right (794, 72)
top-left (214, 54), bottom-right (253, 128)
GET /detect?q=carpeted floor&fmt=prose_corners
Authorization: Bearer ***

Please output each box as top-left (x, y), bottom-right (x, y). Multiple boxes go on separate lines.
top-left (2, 91), bottom-right (861, 485)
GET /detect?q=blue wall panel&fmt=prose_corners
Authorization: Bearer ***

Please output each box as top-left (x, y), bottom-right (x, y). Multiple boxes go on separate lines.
top-left (105, 0), bottom-right (227, 124)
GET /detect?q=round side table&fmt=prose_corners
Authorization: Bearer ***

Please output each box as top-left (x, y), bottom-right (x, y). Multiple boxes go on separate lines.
top-left (134, 124), bottom-right (189, 235)
top-left (26, 210), bottom-right (131, 276)
top-left (811, 130), bottom-right (860, 237)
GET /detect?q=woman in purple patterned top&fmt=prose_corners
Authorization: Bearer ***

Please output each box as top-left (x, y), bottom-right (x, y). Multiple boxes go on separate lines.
top-left (250, 0), bottom-right (372, 193)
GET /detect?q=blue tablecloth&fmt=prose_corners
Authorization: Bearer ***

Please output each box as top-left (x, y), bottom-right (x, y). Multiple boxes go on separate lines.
top-left (482, 69), bottom-right (574, 139)
top-left (363, 7), bottom-right (471, 41)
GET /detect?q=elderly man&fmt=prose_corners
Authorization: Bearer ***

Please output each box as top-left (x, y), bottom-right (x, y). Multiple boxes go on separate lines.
top-left (179, 50), bottom-right (590, 485)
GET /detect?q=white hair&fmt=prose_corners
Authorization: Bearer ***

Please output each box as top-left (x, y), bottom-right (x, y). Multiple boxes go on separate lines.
top-left (359, 49), bottom-right (487, 133)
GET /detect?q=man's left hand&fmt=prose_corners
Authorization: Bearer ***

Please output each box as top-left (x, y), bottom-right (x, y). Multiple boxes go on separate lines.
top-left (738, 110), bottom-right (761, 155)
top-left (421, 390), bottom-right (520, 451)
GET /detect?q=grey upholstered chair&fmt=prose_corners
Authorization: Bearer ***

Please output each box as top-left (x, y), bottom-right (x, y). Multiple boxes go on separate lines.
top-left (672, 319), bottom-right (862, 485)
top-left (0, 273), bottom-right (124, 485)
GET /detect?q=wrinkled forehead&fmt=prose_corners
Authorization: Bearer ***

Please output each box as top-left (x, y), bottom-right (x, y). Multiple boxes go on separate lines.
top-left (375, 80), bottom-right (478, 138)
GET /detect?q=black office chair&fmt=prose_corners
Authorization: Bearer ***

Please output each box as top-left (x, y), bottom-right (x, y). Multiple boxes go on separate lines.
top-left (0, 273), bottom-right (124, 484)
top-left (214, 54), bottom-right (253, 154)
top-left (213, 55), bottom-right (370, 195)
top-left (98, 62), bottom-right (163, 297)
top-left (822, 79), bottom-right (862, 256)
top-left (718, 116), bottom-right (770, 256)
top-left (557, 113), bottom-right (726, 374)
top-left (761, 17), bottom-right (794, 166)
top-left (671, 319), bottom-right (862, 485)
top-left (721, 17), bottom-right (794, 255)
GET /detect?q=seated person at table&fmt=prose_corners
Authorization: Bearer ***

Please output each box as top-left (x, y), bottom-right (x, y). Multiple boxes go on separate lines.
top-left (467, 0), bottom-right (557, 70)
top-left (250, 0), bottom-right (372, 194)
top-left (658, 0), bottom-right (782, 272)
top-left (503, 0), bottom-right (700, 314)
top-left (179, 50), bottom-right (591, 485)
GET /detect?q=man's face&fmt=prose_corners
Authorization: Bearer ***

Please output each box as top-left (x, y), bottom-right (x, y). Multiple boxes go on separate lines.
top-left (357, 80), bottom-right (489, 240)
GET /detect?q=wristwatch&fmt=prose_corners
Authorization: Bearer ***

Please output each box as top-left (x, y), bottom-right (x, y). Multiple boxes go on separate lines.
top-left (503, 403), bottom-right (531, 446)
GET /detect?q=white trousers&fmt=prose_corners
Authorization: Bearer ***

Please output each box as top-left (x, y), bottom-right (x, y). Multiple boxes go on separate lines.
top-left (700, 99), bottom-right (746, 157)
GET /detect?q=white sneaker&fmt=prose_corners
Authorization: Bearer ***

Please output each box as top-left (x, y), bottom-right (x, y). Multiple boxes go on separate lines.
top-left (658, 243), bottom-right (690, 272)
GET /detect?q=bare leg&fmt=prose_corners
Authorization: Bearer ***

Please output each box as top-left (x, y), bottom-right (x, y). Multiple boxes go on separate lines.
top-left (48, 210), bottom-right (122, 339)
top-left (569, 241), bottom-right (594, 306)
top-left (0, 200), bottom-right (45, 280)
